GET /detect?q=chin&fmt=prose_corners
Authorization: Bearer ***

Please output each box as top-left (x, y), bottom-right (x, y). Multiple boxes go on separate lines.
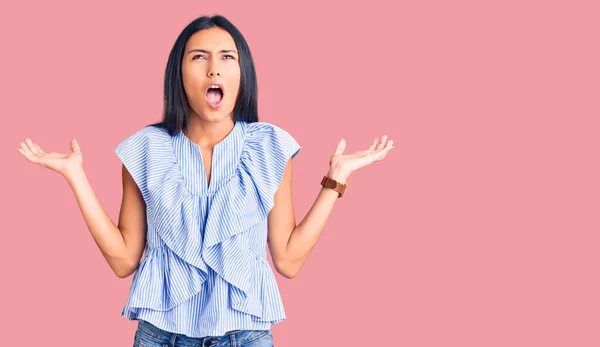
top-left (194, 106), bottom-right (235, 122)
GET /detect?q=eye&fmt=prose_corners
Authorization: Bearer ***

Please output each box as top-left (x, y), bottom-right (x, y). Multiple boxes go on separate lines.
top-left (192, 54), bottom-right (207, 60)
top-left (223, 55), bottom-right (235, 60)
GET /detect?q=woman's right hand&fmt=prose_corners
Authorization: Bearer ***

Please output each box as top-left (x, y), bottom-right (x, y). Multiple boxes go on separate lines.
top-left (18, 138), bottom-right (84, 178)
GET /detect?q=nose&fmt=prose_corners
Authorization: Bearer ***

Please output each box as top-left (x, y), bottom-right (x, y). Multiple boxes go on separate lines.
top-left (208, 70), bottom-right (221, 77)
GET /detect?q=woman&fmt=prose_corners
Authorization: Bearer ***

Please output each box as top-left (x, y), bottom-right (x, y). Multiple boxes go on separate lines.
top-left (18, 15), bottom-right (394, 347)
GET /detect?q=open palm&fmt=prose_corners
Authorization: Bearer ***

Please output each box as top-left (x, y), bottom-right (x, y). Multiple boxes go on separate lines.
top-left (18, 138), bottom-right (83, 176)
top-left (330, 135), bottom-right (394, 175)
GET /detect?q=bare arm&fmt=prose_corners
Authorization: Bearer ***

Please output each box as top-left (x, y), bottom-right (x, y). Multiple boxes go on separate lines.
top-left (66, 165), bottom-right (147, 278)
top-left (19, 138), bottom-right (147, 278)
top-left (267, 159), bottom-right (341, 279)
top-left (268, 136), bottom-right (394, 278)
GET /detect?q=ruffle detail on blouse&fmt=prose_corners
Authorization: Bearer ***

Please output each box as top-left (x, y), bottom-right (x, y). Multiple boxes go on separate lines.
top-left (117, 122), bottom-right (300, 319)
top-left (114, 126), bottom-right (177, 207)
top-left (230, 252), bottom-right (289, 321)
top-left (126, 246), bottom-right (208, 311)
top-left (201, 122), bottom-right (300, 318)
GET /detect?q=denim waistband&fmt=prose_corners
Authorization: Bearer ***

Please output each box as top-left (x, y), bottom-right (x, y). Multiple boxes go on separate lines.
top-left (136, 319), bottom-right (271, 346)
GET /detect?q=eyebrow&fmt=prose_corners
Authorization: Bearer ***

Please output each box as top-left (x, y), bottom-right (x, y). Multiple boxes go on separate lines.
top-left (187, 49), bottom-right (238, 54)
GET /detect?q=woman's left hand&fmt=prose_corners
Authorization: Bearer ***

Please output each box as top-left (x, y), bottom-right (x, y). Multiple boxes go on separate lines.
top-left (327, 135), bottom-right (395, 183)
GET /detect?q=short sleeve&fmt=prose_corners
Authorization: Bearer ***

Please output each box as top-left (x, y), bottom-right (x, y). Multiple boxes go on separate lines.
top-left (270, 124), bottom-right (301, 162)
top-left (240, 122), bottom-right (302, 213)
top-left (114, 127), bottom-right (151, 204)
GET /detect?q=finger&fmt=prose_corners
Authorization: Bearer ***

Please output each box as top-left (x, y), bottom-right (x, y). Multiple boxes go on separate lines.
top-left (34, 142), bottom-right (45, 154)
top-left (374, 138), bottom-right (393, 154)
top-left (377, 151), bottom-right (391, 161)
top-left (19, 145), bottom-right (38, 163)
top-left (376, 135), bottom-right (387, 151)
top-left (375, 145), bottom-right (394, 160)
top-left (368, 138), bottom-right (378, 151)
top-left (21, 142), bottom-right (35, 157)
top-left (25, 139), bottom-right (40, 156)
top-left (333, 139), bottom-right (346, 156)
top-left (18, 148), bottom-right (31, 161)
top-left (71, 139), bottom-right (81, 153)
top-left (368, 143), bottom-right (393, 159)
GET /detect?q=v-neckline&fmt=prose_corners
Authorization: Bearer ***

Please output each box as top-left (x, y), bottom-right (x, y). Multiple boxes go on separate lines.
top-left (174, 121), bottom-right (245, 196)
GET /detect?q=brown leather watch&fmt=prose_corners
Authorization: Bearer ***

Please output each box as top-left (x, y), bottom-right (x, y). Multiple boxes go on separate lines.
top-left (321, 176), bottom-right (347, 198)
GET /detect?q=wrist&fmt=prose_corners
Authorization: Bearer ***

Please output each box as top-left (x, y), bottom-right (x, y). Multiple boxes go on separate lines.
top-left (64, 162), bottom-right (85, 185)
top-left (326, 165), bottom-right (350, 184)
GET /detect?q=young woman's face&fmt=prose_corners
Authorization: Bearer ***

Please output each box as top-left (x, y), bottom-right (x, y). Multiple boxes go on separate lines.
top-left (181, 27), bottom-right (241, 123)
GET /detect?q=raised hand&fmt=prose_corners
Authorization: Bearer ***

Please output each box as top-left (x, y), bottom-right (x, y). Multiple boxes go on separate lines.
top-left (18, 138), bottom-right (84, 177)
top-left (328, 135), bottom-right (394, 182)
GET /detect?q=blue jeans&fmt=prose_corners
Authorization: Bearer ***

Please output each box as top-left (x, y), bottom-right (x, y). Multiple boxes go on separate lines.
top-left (133, 320), bottom-right (275, 347)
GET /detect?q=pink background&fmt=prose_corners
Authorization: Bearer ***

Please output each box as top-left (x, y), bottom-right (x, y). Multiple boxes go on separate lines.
top-left (2, 0), bottom-right (599, 346)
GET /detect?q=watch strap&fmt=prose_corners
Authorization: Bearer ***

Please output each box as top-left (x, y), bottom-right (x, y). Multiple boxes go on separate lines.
top-left (321, 176), bottom-right (347, 198)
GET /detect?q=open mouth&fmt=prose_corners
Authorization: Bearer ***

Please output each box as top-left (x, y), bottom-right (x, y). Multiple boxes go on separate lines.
top-left (206, 83), bottom-right (224, 108)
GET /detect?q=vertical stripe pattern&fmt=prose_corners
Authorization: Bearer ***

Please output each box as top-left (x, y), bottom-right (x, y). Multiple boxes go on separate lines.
top-left (114, 121), bottom-right (301, 338)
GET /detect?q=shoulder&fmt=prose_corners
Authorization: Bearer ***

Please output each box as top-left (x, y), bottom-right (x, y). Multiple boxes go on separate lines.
top-left (116, 125), bottom-right (170, 150)
top-left (243, 121), bottom-right (301, 161)
top-left (124, 125), bottom-right (170, 141)
top-left (114, 125), bottom-right (176, 195)
top-left (115, 125), bottom-right (174, 167)
top-left (246, 121), bottom-right (291, 136)
top-left (245, 121), bottom-right (298, 144)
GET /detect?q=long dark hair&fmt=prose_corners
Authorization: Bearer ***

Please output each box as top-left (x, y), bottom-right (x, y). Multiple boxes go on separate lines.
top-left (149, 15), bottom-right (259, 135)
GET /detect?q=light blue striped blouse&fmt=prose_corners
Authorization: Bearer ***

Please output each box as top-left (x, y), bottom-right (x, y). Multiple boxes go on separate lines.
top-left (114, 121), bottom-right (301, 338)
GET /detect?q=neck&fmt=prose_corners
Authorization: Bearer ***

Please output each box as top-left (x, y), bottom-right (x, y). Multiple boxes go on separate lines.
top-left (184, 117), bottom-right (235, 149)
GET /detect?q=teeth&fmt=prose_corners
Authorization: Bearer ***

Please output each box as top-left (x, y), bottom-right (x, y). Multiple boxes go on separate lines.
top-left (209, 85), bottom-right (220, 89)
